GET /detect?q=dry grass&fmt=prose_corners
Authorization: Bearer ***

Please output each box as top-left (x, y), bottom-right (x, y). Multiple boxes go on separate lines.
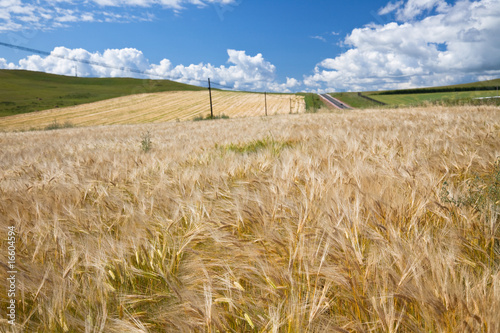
top-left (0, 105), bottom-right (499, 332)
top-left (0, 90), bottom-right (305, 132)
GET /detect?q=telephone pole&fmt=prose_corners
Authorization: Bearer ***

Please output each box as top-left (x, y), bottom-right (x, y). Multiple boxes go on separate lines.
top-left (208, 78), bottom-right (214, 119)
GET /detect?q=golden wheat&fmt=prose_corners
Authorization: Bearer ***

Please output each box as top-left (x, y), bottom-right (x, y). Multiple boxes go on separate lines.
top-left (0, 90), bottom-right (305, 132)
top-left (0, 105), bottom-right (499, 332)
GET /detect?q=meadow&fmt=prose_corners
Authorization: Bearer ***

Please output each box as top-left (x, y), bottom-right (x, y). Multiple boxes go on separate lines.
top-left (331, 78), bottom-right (500, 109)
top-left (370, 90), bottom-right (500, 107)
top-left (329, 93), bottom-right (382, 109)
top-left (0, 105), bottom-right (499, 332)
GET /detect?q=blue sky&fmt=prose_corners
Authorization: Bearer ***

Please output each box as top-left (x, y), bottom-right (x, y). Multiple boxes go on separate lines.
top-left (1, 0), bottom-right (499, 92)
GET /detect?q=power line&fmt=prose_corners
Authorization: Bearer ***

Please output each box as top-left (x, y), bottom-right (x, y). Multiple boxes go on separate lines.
top-left (0, 41), bottom-right (311, 96)
top-left (0, 41), bottom-right (223, 88)
top-left (0, 41), bottom-right (302, 94)
top-left (0, 41), bottom-right (304, 118)
top-left (210, 81), bottom-right (237, 90)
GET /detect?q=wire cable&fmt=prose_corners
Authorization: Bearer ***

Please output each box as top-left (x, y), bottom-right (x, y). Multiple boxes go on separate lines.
top-left (0, 41), bottom-right (223, 87)
top-left (0, 41), bottom-right (303, 95)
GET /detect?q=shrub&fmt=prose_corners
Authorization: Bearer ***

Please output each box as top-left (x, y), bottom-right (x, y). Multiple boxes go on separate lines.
top-left (44, 120), bottom-right (75, 130)
top-left (193, 113), bottom-right (230, 121)
top-left (140, 130), bottom-right (153, 153)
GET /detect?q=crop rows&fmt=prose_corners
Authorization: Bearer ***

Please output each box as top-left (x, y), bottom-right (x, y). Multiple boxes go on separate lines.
top-left (0, 90), bottom-right (305, 131)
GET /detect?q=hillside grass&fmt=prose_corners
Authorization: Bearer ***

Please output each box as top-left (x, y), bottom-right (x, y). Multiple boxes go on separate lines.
top-left (373, 78), bottom-right (500, 95)
top-left (0, 69), bottom-right (205, 117)
top-left (1, 105), bottom-right (500, 332)
top-left (329, 92), bottom-right (382, 109)
top-left (298, 93), bottom-right (326, 112)
top-left (329, 78), bottom-right (500, 109)
top-left (369, 90), bottom-right (500, 106)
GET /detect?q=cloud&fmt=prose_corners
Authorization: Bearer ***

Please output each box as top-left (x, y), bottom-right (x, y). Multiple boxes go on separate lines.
top-left (304, 0), bottom-right (500, 92)
top-left (0, 0), bottom-right (235, 32)
top-left (310, 32), bottom-right (342, 43)
top-left (0, 47), bottom-right (301, 92)
top-left (311, 36), bottom-right (326, 42)
top-left (378, 1), bottom-right (404, 15)
top-left (379, 0), bottom-right (450, 20)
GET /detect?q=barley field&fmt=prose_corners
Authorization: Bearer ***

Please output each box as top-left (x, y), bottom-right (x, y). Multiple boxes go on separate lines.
top-left (1, 105), bottom-right (499, 332)
top-left (0, 90), bottom-right (305, 132)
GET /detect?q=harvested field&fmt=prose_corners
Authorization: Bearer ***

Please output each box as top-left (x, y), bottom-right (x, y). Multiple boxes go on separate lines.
top-left (0, 90), bottom-right (305, 132)
top-left (1, 105), bottom-right (499, 332)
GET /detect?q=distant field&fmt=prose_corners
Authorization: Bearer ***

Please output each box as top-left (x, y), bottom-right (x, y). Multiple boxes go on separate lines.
top-left (329, 92), bottom-right (382, 109)
top-left (0, 90), bottom-right (305, 131)
top-left (298, 93), bottom-right (327, 111)
top-left (0, 69), bottom-right (204, 117)
top-left (374, 78), bottom-right (500, 95)
top-left (330, 78), bottom-right (500, 108)
top-left (369, 90), bottom-right (500, 106)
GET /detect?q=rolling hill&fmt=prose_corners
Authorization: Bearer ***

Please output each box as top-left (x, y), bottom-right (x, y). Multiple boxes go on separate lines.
top-left (0, 69), bottom-right (205, 117)
top-left (332, 78), bottom-right (500, 108)
top-left (0, 90), bottom-right (305, 132)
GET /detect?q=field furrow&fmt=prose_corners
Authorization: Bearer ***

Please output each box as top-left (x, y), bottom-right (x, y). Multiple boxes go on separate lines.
top-left (0, 90), bottom-right (305, 131)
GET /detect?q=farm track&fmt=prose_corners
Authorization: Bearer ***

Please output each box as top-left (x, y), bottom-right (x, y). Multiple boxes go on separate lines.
top-left (0, 90), bottom-right (305, 131)
top-left (319, 94), bottom-right (352, 109)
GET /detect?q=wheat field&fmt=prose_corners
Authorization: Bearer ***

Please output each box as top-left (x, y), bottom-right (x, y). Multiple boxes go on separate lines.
top-left (0, 90), bottom-right (305, 132)
top-left (1, 105), bottom-right (499, 332)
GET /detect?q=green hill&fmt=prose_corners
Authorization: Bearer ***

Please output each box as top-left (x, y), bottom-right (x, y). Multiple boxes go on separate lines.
top-left (332, 78), bottom-right (500, 108)
top-left (373, 78), bottom-right (500, 95)
top-left (0, 69), bottom-right (205, 117)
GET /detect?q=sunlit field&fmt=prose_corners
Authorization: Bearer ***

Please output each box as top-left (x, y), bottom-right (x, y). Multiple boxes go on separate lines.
top-left (1, 105), bottom-right (499, 332)
top-left (0, 90), bottom-right (305, 132)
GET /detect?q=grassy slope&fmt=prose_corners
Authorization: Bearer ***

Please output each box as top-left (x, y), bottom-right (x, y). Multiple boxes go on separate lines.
top-left (1, 106), bottom-right (499, 332)
top-left (0, 69), bottom-right (205, 117)
top-left (374, 78), bottom-right (500, 95)
top-left (331, 78), bottom-right (500, 108)
top-left (329, 92), bottom-right (382, 109)
top-left (297, 93), bottom-right (326, 112)
top-left (369, 90), bottom-right (500, 106)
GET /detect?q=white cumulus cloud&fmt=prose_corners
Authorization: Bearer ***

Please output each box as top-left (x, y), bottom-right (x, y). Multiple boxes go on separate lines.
top-left (304, 0), bottom-right (500, 92)
top-left (379, 0), bottom-right (450, 20)
top-left (0, 47), bottom-right (301, 92)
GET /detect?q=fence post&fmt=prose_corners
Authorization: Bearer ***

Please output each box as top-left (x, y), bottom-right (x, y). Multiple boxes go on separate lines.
top-left (208, 78), bottom-right (214, 119)
top-left (265, 92), bottom-right (268, 116)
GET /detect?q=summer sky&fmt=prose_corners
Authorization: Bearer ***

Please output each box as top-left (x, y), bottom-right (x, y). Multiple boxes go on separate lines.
top-left (1, 0), bottom-right (499, 92)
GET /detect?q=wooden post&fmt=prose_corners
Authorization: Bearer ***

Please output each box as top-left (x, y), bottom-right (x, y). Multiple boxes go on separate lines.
top-left (265, 92), bottom-right (267, 116)
top-left (290, 97), bottom-right (292, 114)
top-left (208, 78), bottom-right (214, 119)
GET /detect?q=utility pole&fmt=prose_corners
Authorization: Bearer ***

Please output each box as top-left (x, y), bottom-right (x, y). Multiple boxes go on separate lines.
top-left (208, 78), bottom-right (214, 119)
top-left (265, 92), bottom-right (268, 116)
